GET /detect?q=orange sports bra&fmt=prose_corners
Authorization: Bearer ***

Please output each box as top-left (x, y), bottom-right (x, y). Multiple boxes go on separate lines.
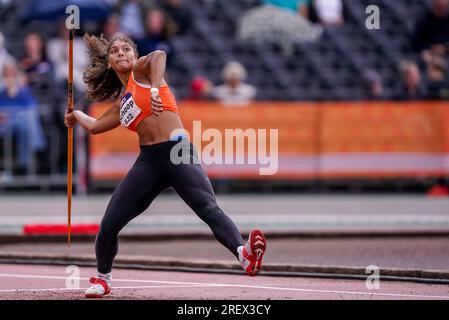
top-left (119, 72), bottom-right (179, 132)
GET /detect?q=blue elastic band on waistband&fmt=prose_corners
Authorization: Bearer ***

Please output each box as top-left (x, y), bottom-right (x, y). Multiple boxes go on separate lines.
top-left (169, 132), bottom-right (188, 142)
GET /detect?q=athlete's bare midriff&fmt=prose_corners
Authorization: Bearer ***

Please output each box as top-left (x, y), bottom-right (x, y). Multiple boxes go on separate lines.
top-left (135, 110), bottom-right (184, 146)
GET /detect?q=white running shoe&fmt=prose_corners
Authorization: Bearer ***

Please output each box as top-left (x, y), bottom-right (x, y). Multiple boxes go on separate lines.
top-left (85, 277), bottom-right (111, 299)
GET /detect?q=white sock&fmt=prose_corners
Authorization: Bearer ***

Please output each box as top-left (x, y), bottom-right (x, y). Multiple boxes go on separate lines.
top-left (237, 246), bottom-right (244, 263)
top-left (97, 272), bottom-right (112, 284)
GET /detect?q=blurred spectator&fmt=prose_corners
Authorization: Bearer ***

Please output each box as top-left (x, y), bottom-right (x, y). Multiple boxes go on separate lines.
top-left (186, 76), bottom-right (213, 101)
top-left (212, 61), bottom-right (257, 106)
top-left (0, 63), bottom-right (46, 173)
top-left (119, 0), bottom-right (145, 40)
top-left (0, 0), bottom-right (14, 22)
top-left (104, 0), bottom-right (120, 6)
top-left (311, 0), bottom-right (344, 26)
top-left (136, 8), bottom-right (177, 57)
top-left (103, 14), bottom-right (121, 41)
top-left (0, 32), bottom-right (14, 91)
top-left (396, 60), bottom-right (427, 100)
top-left (19, 32), bottom-right (53, 91)
top-left (159, 0), bottom-right (192, 34)
top-left (361, 70), bottom-right (385, 100)
top-left (426, 55), bottom-right (449, 99)
top-left (47, 21), bottom-right (88, 94)
top-left (0, 0), bottom-right (12, 8)
top-left (414, 0), bottom-right (449, 56)
top-left (238, 1), bottom-right (322, 55)
top-left (264, 0), bottom-right (311, 18)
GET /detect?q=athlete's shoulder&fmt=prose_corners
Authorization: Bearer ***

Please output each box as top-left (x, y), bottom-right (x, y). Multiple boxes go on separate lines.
top-left (132, 55), bottom-right (153, 85)
top-left (133, 56), bottom-right (147, 71)
top-left (134, 50), bottom-right (166, 71)
top-left (112, 94), bottom-right (125, 108)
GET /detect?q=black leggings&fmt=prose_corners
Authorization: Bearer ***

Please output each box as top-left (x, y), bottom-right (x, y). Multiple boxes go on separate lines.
top-left (96, 139), bottom-right (244, 274)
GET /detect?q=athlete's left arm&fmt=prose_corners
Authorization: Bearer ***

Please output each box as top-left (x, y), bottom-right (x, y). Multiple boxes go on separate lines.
top-left (133, 51), bottom-right (167, 116)
top-left (134, 50), bottom-right (167, 89)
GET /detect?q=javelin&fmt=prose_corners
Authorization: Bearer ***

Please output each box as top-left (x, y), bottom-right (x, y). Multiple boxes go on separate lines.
top-left (67, 28), bottom-right (74, 247)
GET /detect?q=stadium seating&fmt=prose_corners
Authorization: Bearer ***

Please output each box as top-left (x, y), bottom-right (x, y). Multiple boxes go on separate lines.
top-left (168, 0), bottom-right (429, 100)
top-left (0, 0), bottom-right (431, 101)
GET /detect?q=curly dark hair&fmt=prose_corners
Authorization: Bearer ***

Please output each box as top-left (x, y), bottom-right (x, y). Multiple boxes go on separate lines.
top-left (83, 33), bottom-right (138, 102)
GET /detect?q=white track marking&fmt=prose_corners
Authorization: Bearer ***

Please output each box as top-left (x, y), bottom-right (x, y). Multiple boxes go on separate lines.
top-left (0, 288), bottom-right (81, 293)
top-left (0, 284), bottom-right (215, 293)
top-left (0, 272), bottom-right (448, 299)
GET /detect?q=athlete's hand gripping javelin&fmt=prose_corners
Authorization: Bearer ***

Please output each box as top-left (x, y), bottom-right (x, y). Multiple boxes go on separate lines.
top-left (64, 109), bottom-right (78, 128)
top-left (150, 89), bottom-right (163, 117)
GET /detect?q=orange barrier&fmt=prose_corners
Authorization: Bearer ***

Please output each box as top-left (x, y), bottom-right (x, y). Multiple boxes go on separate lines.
top-left (89, 101), bottom-right (449, 181)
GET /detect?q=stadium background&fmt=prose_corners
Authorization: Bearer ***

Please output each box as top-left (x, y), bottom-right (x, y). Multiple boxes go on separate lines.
top-left (0, 0), bottom-right (449, 300)
top-left (0, 0), bottom-right (448, 194)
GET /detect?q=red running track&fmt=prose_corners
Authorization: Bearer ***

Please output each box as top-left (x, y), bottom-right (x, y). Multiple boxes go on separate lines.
top-left (0, 264), bottom-right (448, 300)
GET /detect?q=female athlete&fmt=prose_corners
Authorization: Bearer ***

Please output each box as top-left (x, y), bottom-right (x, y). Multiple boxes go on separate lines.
top-left (64, 33), bottom-right (267, 298)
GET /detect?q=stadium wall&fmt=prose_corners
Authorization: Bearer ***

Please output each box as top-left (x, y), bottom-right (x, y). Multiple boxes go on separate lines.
top-left (88, 101), bottom-right (449, 189)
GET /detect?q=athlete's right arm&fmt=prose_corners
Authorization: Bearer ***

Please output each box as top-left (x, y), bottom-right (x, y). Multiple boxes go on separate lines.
top-left (64, 102), bottom-right (120, 135)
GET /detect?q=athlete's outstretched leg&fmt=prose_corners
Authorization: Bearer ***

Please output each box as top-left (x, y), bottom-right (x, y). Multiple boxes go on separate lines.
top-left (166, 141), bottom-right (267, 276)
top-left (86, 153), bottom-right (169, 298)
top-left (95, 156), bottom-right (168, 275)
top-left (85, 143), bottom-right (173, 298)
top-left (166, 142), bottom-right (244, 258)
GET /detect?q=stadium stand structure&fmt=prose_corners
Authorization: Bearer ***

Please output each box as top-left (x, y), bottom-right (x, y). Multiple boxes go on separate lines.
top-left (0, 0), bottom-right (429, 102)
top-left (168, 0), bottom-right (427, 101)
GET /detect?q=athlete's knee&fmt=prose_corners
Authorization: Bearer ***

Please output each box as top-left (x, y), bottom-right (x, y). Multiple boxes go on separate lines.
top-left (194, 201), bottom-right (225, 224)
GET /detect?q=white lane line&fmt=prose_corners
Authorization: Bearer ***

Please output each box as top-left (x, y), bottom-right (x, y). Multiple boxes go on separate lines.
top-left (225, 284), bottom-right (449, 300)
top-left (0, 272), bottom-right (448, 299)
top-left (0, 284), bottom-right (216, 294)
